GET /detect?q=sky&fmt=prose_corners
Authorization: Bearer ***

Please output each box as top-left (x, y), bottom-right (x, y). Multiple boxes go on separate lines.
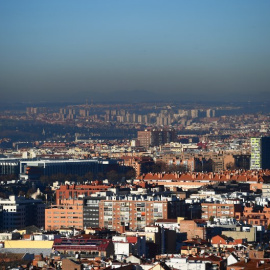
top-left (1, 0), bottom-right (270, 103)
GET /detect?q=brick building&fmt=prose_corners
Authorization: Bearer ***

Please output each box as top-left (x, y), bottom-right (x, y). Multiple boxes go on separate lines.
top-left (137, 130), bottom-right (152, 149)
top-left (201, 201), bottom-right (243, 220)
top-left (53, 238), bottom-right (114, 258)
top-left (99, 200), bottom-right (168, 232)
top-left (242, 206), bottom-right (270, 228)
top-left (137, 128), bottom-right (176, 149)
top-left (55, 183), bottom-right (109, 204)
top-left (179, 219), bottom-right (207, 240)
top-left (211, 235), bottom-right (244, 248)
top-left (45, 199), bottom-right (83, 230)
top-left (99, 195), bottom-right (184, 233)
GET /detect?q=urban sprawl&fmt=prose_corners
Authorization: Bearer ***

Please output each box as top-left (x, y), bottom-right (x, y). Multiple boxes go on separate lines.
top-left (0, 102), bottom-right (270, 270)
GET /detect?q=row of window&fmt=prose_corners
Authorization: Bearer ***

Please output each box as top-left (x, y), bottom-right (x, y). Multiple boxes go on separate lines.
top-left (47, 220), bottom-right (82, 223)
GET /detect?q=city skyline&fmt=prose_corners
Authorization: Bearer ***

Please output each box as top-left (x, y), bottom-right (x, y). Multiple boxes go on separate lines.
top-left (1, 0), bottom-right (270, 103)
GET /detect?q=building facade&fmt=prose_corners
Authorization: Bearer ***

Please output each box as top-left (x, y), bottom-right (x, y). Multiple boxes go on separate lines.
top-left (0, 195), bottom-right (45, 230)
top-left (250, 138), bottom-right (262, 170)
top-left (137, 128), bottom-right (176, 149)
top-left (45, 199), bottom-right (83, 230)
top-left (99, 195), bottom-right (184, 233)
top-left (19, 159), bottom-right (119, 180)
top-left (55, 183), bottom-right (109, 204)
top-left (99, 199), bottom-right (168, 232)
top-left (0, 159), bottom-right (20, 176)
top-left (83, 196), bottom-right (106, 228)
top-left (201, 202), bottom-right (243, 220)
top-left (250, 137), bottom-right (270, 170)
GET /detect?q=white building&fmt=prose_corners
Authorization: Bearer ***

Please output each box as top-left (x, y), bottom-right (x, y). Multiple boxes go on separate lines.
top-left (112, 235), bottom-right (146, 261)
top-left (165, 256), bottom-right (207, 270)
top-left (0, 195), bottom-right (45, 230)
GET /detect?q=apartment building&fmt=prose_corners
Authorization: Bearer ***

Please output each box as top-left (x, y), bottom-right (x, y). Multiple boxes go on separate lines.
top-left (45, 199), bottom-right (83, 230)
top-left (137, 130), bottom-right (152, 149)
top-left (242, 206), bottom-right (270, 228)
top-left (250, 137), bottom-right (270, 170)
top-left (99, 195), bottom-right (184, 233)
top-left (55, 183), bottom-right (109, 204)
top-left (137, 128), bottom-right (176, 149)
top-left (0, 195), bottom-right (45, 230)
top-left (83, 195), bottom-right (106, 228)
top-left (201, 201), bottom-right (243, 220)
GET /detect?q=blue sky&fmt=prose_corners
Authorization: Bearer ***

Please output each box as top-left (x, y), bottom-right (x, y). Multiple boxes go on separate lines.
top-left (1, 0), bottom-right (270, 103)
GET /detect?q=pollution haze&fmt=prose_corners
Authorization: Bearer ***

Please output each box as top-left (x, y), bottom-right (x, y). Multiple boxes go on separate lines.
top-left (1, 0), bottom-right (270, 104)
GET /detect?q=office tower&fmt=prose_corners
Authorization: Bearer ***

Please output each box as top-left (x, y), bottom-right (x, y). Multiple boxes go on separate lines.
top-left (206, 109), bottom-right (216, 118)
top-left (137, 130), bottom-right (152, 148)
top-left (137, 128), bottom-right (176, 149)
top-left (250, 138), bottom-right (261, 169)
top-left (250, 137), bottom-right (270, 170)
top-left (233, 154), bottom-right (251, 170)
top-left (151, 128), bottom-right (176, 146)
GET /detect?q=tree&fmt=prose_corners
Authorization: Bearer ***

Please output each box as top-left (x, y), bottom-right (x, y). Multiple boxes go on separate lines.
top-left (97, 172), bottom-right (104, 181)
top-left (175, 164), bottom-right (189, 172)
top-left (84, 172), bottom-right (94, 182)
top-left (36, 193), bottom-right (46, 201)
top-left (0, 192), bottom-right (8, 199)
top-left (152, 161), bottom-right (168, 173)
top-left (168, 164), bottom-right (189, 173)
top-left (106, 170), bottom-right (119, 184)
top-left (76, 175), bottom-right (85, 184)
top-left (0, 174), bottom-right (17, 181)
top-left (209, 216), bottom-right (215, 223)
top-left (26, 187), bottom-right (35, 198)
top-left (125, 169), bottom-right (136, 179)
top-left (18, 190), bottom-right (26, 197)
top-left (226, 162), bottom-right (236, 170)
top-left (40, 175), bottom-right (50, 184)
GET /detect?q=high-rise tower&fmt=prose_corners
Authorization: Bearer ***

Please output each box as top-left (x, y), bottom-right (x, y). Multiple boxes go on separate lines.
top-left (250, 137), bottom-right (270, 170)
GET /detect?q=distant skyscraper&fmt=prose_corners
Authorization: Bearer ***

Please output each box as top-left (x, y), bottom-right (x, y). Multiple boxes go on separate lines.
top-left (250, 137), bottom-right (270, 170)
top-left (137, 128), bottom-right (176, 149)
top-left (190, 109), bottom-right (198, 118)
top-left (137, 130), bottom-right (152, 149)
top-left (206, 109), bottom-right (215, 118)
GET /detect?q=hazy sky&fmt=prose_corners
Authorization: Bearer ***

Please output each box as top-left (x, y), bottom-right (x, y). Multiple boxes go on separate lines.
top-left (1, 0), bottom-right (270, 103)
